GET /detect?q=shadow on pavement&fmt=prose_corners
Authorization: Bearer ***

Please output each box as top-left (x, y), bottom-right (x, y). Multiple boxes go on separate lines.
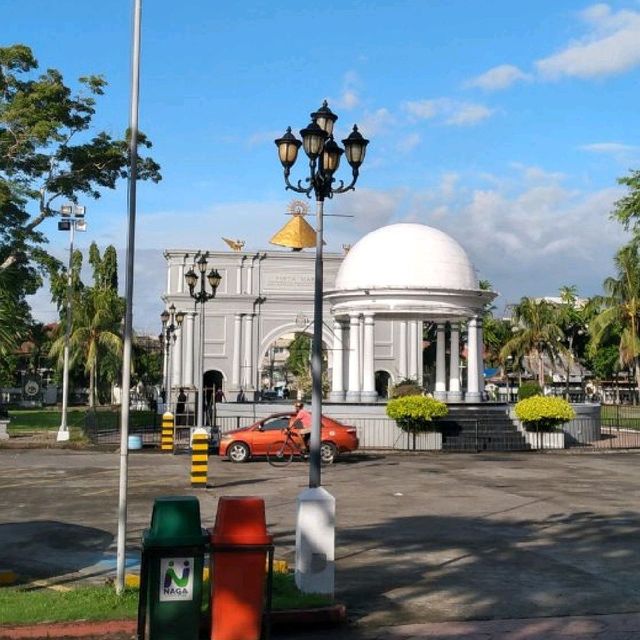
top-left (0, 521), bottom-right (115, 585)
top-left (330, 510), bottom-right (640, 626)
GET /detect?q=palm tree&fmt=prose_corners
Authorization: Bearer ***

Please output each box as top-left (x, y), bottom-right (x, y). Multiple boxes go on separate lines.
top-left (500, 297), bottom-right (565, 388)
top-left (50, 287), bottom-right (123, 408)
top-left (589, 243), bottom-right (640, 390)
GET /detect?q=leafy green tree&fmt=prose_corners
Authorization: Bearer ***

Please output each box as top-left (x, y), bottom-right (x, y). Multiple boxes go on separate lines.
top-left (610, 169), bottom-right (640, 236)
top-left (285, 333), bottom-right (311, 378)
top-left (0, 44), bottom-right (160, 297)
top-left (589, 243), bottom-right (640, 389)
top-left (500, 297), bottom-right (565, 387)
top-left (49, 243), bottom-right (124, 407)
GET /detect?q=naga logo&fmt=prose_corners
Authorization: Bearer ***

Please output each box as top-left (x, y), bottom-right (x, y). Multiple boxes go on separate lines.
top-left (159, 557), bottom-right (194, 601)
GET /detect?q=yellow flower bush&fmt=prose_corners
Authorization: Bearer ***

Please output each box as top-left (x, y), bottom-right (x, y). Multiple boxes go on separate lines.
top-left (386, 395), bottom-right (448, 433)
top-left (515, 395), bottom-right (575, 432)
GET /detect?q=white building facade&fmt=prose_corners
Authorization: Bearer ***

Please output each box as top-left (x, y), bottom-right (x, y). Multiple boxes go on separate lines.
top-left (163, 223), bottom-right (495, 403)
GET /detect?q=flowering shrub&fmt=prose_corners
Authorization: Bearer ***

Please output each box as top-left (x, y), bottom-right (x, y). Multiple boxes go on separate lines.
top-left (386, 395), bottom-right (448, 433)
top-left (515, 395), bottom-right (575, 432)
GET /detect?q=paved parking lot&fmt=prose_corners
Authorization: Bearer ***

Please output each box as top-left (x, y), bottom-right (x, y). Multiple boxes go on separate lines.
top-left (1, 447), bottom-right (640, 629)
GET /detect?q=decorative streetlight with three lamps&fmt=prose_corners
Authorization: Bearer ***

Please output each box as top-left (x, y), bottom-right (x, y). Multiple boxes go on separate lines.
top-left (274, 101), bottom-right (368, 595)
top-left (274, 100), bottom-right (368, 489)
top-left (185, 254), bottom-right (222, 430)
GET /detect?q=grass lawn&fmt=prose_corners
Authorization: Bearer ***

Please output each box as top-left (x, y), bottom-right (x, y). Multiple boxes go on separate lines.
top-left (0, 574), bottom-right (332, 626)
top-left (601, 405), bottom-right (640, 431)
top-left (6, 408), bottom-right (156, 435)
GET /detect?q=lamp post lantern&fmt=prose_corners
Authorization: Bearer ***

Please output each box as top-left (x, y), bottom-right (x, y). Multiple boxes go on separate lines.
top-left (275, 101), bottom-right (368, 595)
top-left (185, 254), bottom-right (221, 429)
top-left (56, 203), bottom-right (87, 443)
top-left (275, 101), bottom-right (368, 489)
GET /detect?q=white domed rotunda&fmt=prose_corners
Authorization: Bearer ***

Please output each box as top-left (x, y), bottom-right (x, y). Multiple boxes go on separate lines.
top-left (325, 223), bottom-right (496, 402)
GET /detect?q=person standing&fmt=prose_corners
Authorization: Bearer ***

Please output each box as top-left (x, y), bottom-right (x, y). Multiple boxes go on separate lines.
top-left (176, 387), bottom-right (187, 426)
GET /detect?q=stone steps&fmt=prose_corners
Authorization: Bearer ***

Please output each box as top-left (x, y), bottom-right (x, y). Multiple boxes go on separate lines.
top-left (437, 403), bottom-right (529, 451)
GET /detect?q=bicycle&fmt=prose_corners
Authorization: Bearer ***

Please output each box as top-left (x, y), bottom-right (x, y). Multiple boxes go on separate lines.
top-left (267, 428), bottom-right (335, 467)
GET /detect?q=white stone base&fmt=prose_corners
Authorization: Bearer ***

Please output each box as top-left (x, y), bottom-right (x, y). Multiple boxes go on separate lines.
top-left (0, 420), bottom-right (9, 440)
top-left (56, 428), bottom-right (70, 442)
top-left (295, 487), bottom-right (335, 596)
top-left (328, 391), bottom-right (346, 402)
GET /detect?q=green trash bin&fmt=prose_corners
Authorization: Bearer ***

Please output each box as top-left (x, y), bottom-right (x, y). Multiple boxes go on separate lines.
top-left (137, 496), bottom-right (208, 640)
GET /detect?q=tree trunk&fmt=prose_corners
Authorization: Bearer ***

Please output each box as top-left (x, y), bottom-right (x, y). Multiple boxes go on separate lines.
top-left (89, 364), bottom-right (96, 409)
top-left (537, 351), bottom-right (545, 389)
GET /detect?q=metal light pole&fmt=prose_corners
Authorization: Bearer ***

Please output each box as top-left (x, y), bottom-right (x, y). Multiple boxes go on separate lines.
top-left (160, 305), bottom-right (183, 410)
top-left (185, 255), bottom-right (221, 429)
top-left (275, 101), bottom-right (369, 488)
top-left (56, 204), bottom-right (87, 443)
top-left (115, 0), bottom-right (142, 595)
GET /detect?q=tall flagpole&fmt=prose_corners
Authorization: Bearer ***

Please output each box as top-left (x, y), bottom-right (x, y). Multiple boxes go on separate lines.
top-left (116, 0), bottom-right (142, 594)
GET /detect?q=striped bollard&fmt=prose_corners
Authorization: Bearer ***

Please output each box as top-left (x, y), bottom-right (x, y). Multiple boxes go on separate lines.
top-left (161, 412), bottom-right (175, 453)
top-left (191, 427), bottom-right (209, 488)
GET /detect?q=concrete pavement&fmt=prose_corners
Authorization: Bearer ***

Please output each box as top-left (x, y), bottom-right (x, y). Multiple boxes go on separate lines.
top-left (1, 447), bottom-right (640, 637)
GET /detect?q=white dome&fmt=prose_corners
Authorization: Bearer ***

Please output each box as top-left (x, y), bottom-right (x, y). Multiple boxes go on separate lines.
top-left (334, 223), bottom-right (479, 292)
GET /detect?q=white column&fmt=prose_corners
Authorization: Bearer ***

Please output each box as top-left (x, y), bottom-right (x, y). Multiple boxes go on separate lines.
top-left (183, 312), bottom-right (195, 387)
top-left (177, 258), bottom-right (185, 294)
top-left (448, 322), bottom-right (462, 401)
top-left (466, 317), bottom-right (481, 402)
top-left (329, 320), bottom-right (345, 402)
top-left (361, 314), bottom-right (377, 402)
top-left (399, 321), bottom-right (408, 379)
top-left (172, 325), bottom-right (183, 390)
top-left (246, 258), bottom-right (254, 294)
top-left (237, 257), bottom-right (245, 294)
top-left (417, 320), bottom-right (423, 386)
top-left (434, 322), bottom-right (447, 400)
top-left (346, 314), bottom-right (361, 402)
top-left (359, 314), bottom-right (365, 389)
top-left (477, 317), bottom-right (485, 399)
top-left (231, 313), bottom-right (243, 390)
top-left (408, 321), bottom-right (418, 380)
top-left (166, 261), bottom-right (171, 295)
top-left (243, 314), bottom-right (254, 390)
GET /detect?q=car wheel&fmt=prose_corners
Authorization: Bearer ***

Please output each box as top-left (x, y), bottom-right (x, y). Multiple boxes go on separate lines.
top-left (320, 441), bottom-right (337, 465)
top-left (227, 442), bottom-right (250, 463)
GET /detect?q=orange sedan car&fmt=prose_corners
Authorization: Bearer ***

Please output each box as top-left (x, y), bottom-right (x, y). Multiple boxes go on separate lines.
top-left (219, 412), bottom-right (359, 464)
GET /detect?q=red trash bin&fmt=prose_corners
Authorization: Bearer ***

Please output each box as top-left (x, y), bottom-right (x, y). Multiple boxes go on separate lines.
top-left (210, 497), bottom-right (273, 640)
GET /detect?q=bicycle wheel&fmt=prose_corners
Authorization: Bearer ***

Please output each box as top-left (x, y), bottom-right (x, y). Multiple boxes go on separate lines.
top-left (267, 441), bottom-right (295, 467)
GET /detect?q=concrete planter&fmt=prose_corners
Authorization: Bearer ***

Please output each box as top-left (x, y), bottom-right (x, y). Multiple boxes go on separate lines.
top-left (522, 429), bottom-right (565, 450)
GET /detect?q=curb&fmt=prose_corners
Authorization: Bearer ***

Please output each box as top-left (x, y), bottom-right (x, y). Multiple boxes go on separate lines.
top-left (0, 605), bottom-right (347, 639)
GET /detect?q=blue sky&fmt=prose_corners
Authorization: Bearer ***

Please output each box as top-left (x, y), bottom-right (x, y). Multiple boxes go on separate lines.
top-left (4, 1), bottom-right (640, 331)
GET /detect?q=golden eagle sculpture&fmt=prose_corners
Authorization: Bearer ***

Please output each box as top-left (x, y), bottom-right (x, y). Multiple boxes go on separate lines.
top-left (222, 237), bottom-right (245, 252)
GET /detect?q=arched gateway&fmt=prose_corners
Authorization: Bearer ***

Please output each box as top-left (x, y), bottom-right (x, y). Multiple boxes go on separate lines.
top-left (162, 223), bottom-right (495, 404)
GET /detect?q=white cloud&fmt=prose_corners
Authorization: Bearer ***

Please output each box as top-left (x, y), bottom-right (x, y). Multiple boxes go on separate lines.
top-left (579, 142), bottom-right (638, 155)
top-left (330, 71), bottom-right (361, 110)
top-left (403, 98), bottom-right (495, 126)
top-left (445, 103), bottom-right (494, 126)
top-left (358, 108), bottom-right (395, 137)
top-left (396, 133), bottom-right (421, 153)
top-left (466, 64), bottom-right (532, 91)
top-left (536, 4), bottom-right (640, 79)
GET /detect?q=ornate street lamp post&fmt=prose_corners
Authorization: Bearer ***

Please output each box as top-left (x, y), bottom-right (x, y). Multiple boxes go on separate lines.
top-left (275, 101), bottom-right (368, 489)
top-left (160, 304), bottom-right (184, 410)
top-left (275, 102), bottom-right (368, 596)
top-left (185, 254), bottom-right (222, 429)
